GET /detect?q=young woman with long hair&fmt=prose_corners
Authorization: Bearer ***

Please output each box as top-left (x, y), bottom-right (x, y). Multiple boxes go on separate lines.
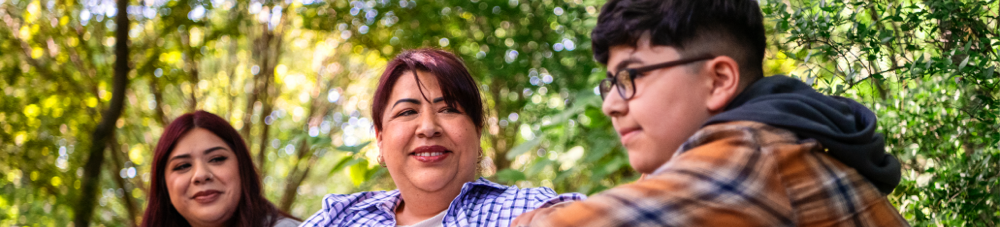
top-left (141, 111), bottom-right (299, 227)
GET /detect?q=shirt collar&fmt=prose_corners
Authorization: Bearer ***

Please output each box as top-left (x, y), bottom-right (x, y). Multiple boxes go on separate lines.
top-left (349, 189), bottom-right (402, 211)
top-left (465, 177), bottom-right (509, 190)
top-left (348, 177), bottom-right (508, 212)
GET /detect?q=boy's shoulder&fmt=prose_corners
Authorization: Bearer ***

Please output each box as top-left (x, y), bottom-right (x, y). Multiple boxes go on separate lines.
top-left (535, 120), bottom-right (908, 226)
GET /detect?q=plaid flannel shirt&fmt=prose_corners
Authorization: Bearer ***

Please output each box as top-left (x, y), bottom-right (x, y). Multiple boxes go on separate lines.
top-left (300, 177), bottom-right (584, 226)
top-left (536, 121), bottom-right (909, 226)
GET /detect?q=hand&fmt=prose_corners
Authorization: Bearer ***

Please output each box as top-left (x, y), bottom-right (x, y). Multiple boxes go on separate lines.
top-left (510, 202), bottom-right (573, 227)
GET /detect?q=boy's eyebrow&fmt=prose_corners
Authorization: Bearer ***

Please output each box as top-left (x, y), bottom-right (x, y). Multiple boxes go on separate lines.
top-left (613, 58), bottom-right (644, 73)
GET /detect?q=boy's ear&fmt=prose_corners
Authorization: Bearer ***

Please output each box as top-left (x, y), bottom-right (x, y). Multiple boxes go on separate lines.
top-left (705, 56), bottom-right (741, 113)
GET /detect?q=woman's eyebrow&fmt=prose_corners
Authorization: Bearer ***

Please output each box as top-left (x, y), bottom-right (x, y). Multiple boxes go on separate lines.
top-left (391, 97), bottom-right (446, 110)
top-left (168, 153), bottom-right (191, 162)
top-left (168, 146), bottom-right (227, 162)
top-left (203, 146), bottom-right (227, 155)
top-left (392, 98), bottom-right (420, 109)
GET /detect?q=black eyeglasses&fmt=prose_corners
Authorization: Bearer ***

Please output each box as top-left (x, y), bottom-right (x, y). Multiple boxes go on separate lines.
top-left (599, 54), bottom-right (716, 100)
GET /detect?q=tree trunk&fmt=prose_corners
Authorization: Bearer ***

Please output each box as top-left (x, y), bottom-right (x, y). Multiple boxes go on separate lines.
top-left (278, 73), bottom-right (336, 211)
top-left (149, 78), bottom-right (169, 125)
top-left (245, 23), bottom-right (273, 168)
top-left (73, 0), bottom-right (129, 225)
top-left (180, 28), bottom-right (200, 112)
top-left (108, 136), bottom-right (139, 227)
top-left (278, 139), bottom-right (313, 211)
top-left (488, 83), bottom-right (517, 173)
top-left (226, 40), bottom-right (239, 121)
top-left (253, 15), bottom-right (286, 173)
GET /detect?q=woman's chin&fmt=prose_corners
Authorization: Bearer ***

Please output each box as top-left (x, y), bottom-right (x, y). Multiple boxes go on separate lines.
top-left (185, 209), bottom-right (231, 226)
top-left (405, 168), bottom-right (462, 193)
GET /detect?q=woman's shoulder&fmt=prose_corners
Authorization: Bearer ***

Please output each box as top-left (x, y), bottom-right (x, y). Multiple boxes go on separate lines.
top-left (300, 190), bottom-right (401, 226)
top-left (464, 178), bottom-right (586, 207)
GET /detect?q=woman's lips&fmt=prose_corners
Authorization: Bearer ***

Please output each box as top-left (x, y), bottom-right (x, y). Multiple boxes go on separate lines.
top-left (410, 145), bottom-right (451, 163)
top-left (191, 190), bottom-right (222, 204)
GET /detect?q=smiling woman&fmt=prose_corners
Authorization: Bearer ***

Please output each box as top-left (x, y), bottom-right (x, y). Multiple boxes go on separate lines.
top-left (300, 49), bottom-right (585, 227)
top-left (141, 111), bottom-right (300, 227)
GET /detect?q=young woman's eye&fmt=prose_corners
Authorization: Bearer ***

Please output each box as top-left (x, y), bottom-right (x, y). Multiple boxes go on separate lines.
top-left (172, 163), bottom-right (191, 171)
top-left (209, 156), bottom-right (228, 163)
top-left (394, 109), bottom-right (416, 117)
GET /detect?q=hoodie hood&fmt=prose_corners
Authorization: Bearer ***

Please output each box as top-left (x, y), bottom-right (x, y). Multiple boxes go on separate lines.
top-left (704, 75), bottom-right (901, 194)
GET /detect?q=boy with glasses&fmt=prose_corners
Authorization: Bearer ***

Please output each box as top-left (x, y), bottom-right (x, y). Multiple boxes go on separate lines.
top-left (512, 0), bottom-right (909, 226)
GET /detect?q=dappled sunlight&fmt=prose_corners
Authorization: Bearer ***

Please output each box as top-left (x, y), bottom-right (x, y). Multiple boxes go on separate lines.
top-left (0, 0), bottom-right (997, 226)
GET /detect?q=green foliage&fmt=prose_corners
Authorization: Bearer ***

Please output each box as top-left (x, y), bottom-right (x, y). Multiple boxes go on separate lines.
top-left (0, 0), bottom-right (997, 226)
top-left (762, 0), bottom-right (1000, 225)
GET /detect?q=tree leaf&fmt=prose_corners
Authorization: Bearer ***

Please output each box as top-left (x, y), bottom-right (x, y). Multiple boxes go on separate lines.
top-left (336, 140), bottom-right (372, 154)
top-left (496, 169), bottom-right (526, 182)
top-left (506, 136), bottom-right (542, 160)
top-left (958, 56), bottom-right (970, 71)
top-left (348, 159), bottom-right (370, 186)
top-left (329, 156), bottom-right (359, 175)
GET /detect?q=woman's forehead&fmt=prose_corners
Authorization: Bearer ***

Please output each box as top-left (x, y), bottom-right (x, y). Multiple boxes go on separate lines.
top-left (170, 129), bottom-right (231, 157)
top-left (391, 70), bottom-right (443, 98)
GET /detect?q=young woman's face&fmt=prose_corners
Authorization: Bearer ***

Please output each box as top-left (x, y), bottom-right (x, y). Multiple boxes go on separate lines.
top-left (377, 70), bottom-right (481, 195)
top-left (165, 128), bottom-right (242, 227)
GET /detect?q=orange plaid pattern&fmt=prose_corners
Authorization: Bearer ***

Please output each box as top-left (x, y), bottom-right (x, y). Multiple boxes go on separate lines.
top-left (536, 121), bottom-right (909, 226)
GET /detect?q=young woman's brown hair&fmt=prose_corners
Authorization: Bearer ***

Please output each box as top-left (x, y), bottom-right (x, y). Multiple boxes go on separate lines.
top-left (141, 111), bottom-right (297, 227)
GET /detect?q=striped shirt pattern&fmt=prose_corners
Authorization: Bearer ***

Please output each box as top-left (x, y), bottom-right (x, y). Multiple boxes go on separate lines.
top-left (536, 121), bottom-right (909, 226)
top-left (301, 177), bottom-right (585, 226)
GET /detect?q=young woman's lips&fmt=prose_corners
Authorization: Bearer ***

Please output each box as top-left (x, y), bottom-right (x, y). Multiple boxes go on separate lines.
top-left (191, 190), bottom-right (222, 204)
top-left (410, 145), bottom-right (451, 163)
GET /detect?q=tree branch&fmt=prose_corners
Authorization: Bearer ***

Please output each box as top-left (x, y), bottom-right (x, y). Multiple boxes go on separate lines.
top-left (73, 0), bottom-right (130, 225)
top-left (107, 136), bottom-right (139, 227)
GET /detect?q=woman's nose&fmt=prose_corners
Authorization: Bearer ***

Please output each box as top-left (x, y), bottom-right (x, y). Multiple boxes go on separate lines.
top-left (416, 111), bottom-right (442, 138)
top-left (191, 164), bottom-right (213, 185)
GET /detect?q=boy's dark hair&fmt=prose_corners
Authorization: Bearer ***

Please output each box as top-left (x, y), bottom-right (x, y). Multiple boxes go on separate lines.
top-left (592, 0), bottom-right (767, 87)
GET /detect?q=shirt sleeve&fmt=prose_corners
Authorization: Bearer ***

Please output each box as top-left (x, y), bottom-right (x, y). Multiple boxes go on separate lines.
top-left (534, 192), bottom-right (587, 209)
top-left (299, 194), bottom-right (339, 227)
top-left (535, 124), bottom-right (796, 226)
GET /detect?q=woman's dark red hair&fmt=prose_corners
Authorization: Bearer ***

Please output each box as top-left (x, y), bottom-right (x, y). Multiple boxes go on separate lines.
top-left (141, 111), bottom-right (296, 227)
top-left (371, 48), bottom-right (485, 133)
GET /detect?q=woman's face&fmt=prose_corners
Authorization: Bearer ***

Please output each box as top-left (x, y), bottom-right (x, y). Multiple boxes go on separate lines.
top-left (165, 128), bottom-right (242, 227)
top-left (377, 70), bottom-right (481, 194)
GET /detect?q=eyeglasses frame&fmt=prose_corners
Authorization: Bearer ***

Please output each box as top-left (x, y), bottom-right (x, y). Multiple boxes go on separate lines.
top-left (600, 54), bottom-right (717, 101)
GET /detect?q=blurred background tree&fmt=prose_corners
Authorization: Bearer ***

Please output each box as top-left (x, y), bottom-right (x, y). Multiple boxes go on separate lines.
top-left (0, 0), bottom-right (996, 226)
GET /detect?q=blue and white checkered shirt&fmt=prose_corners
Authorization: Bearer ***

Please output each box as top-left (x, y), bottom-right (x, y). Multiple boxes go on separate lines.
top-left (300, 177), bottom-right (585, 226)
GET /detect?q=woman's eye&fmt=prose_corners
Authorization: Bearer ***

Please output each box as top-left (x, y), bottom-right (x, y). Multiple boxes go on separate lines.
top-left (440, 107), bottom-right (462, 114)
top-left (395, 109), bottom-right (416, 117)
top-left (209, 156), bottom-right (228, 163)
top-left (172, 163), bottom-right (191, 171)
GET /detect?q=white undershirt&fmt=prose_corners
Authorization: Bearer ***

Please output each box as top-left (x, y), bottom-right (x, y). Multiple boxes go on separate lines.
top-left (396, 210), bottom-right (447, 227)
